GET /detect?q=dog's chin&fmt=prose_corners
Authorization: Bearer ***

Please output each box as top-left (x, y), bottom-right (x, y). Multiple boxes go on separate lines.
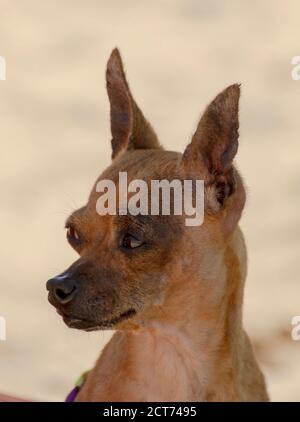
top-left (58, 308), bottom-right (137, 331)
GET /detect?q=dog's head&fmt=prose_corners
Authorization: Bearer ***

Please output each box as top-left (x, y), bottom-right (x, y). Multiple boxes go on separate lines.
top-left (47, 49), bottom-right (246, 331)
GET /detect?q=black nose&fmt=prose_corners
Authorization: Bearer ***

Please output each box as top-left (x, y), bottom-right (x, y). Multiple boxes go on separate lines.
top-left (46, 276), bottom-right (78, 305)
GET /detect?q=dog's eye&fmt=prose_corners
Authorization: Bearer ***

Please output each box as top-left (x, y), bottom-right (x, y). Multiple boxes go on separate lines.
top-left (122, 234), bottom-right (143, 249)
top-left (66, 226), bottom-right (80, 243)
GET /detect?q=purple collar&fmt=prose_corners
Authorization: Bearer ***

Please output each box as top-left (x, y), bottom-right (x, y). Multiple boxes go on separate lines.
top-left (65, 370), bottom-right (90, 402)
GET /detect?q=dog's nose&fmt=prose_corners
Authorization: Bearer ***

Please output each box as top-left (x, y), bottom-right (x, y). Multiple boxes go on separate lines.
top-left (46, 276), bottom-right (78, 305)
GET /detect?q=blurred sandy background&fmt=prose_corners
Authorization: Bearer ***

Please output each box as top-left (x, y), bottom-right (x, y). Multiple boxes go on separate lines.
top-left (0, 0), bottom-right (299, 401)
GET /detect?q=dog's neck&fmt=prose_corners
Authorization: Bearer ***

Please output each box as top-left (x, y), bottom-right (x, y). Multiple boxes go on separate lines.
top-left (133, 231), bottom-right (245, 400)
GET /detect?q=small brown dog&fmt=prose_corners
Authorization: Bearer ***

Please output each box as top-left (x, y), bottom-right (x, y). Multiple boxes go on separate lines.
top-left (47, 49), bottom-right (269, 401)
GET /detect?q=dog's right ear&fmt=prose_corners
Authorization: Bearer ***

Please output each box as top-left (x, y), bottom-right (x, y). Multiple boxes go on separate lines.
top-left (182, 84), bottom-right (240, 208)
top-left (106, 48), bottom-right (160, 159)
top-left (182, 84), bottom-right (245, 235)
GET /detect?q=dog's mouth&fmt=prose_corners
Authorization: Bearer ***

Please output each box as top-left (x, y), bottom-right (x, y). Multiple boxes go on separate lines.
top-left (57, 308), bottom-right (137, 331)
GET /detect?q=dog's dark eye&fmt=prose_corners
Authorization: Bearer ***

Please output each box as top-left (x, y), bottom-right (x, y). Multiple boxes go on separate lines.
top-left (122, 234), bottom-right (143, 249)
top-left (66, 226), bottom-right (80, 243)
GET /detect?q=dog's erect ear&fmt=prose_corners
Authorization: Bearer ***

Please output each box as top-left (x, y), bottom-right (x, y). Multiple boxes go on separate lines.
top-left (106, 48), bottom-right (160, 159)
top-left (182, 84), bottom-right (240, 207)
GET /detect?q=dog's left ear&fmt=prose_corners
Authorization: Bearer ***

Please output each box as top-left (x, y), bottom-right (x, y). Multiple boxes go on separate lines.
top-left (182, 84), bottom-right (240, 209)
top-left (106, 48), bottom-right (161, 159)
